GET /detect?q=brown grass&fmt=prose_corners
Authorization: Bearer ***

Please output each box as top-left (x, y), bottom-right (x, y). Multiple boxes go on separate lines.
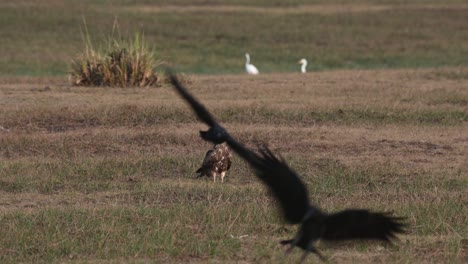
top-left (0, 68), bottom-right (467, 263)
top-left (127, 3), bottom-right (468, 15)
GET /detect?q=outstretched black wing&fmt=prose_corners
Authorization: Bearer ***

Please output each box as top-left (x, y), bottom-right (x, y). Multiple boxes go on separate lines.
top-left (322, 209), bottom-right (406, 241)
top-left (250, 146), bottom-right (312, 223)
top-left (169, 73), bottom-right (217, 127)
top-left (169, 73), bottom-right (228, 144)
top-left (169, 73), bottom-right (311, 224)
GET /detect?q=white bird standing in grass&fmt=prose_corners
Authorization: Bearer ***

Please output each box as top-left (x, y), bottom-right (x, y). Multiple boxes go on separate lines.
top-left (298, 58), bottom-right (308, 73)
top-left (245, 53), bottom-right (259, 75)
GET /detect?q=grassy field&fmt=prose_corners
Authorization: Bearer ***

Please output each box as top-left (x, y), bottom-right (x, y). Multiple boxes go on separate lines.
top-left (1, 0), bottom-right (468, 75)
top-left (1, 0), bottom-right (467, 263)
top-left (1, 68), bottom-right (467, 263)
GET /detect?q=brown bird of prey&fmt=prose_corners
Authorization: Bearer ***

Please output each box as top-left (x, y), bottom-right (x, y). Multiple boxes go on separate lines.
top-left (196, 143), bottom-right (232, 182)
top-left (169, 72), bottom-right (406, 263)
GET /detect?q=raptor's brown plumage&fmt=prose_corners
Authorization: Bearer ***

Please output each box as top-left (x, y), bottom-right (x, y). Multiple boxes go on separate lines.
top-left (196, 143), bottom-right (232, 182)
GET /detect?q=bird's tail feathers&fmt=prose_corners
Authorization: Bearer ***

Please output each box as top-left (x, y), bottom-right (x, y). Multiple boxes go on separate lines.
top-left (321, 210), bottom-right (406, 242)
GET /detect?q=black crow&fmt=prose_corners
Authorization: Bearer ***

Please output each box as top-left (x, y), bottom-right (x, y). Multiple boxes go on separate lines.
top-left (169, 73), bottom-right (405, 262)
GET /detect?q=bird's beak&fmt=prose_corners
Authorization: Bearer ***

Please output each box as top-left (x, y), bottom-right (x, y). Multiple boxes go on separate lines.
top-left (297, 60), bottom-right (301, 64)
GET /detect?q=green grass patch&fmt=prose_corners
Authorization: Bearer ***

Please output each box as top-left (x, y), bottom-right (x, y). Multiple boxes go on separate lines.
top-left (1, 1), bottom-right (468, 75)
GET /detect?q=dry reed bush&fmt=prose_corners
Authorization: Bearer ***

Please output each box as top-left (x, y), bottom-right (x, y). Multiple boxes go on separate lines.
top-left (70, 30), bottom-right (160, 87)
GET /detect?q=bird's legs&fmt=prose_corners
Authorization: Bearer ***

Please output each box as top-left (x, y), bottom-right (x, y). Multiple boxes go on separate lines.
top-left (305, 244), bottom-right (326, 262)
top-left (282, 231), bottom-right (303, 255)
top-left (212, 172), bottom-right (217, 182)
top-left (281, 237), bottom-right (325, 263)
top-left (290, 233), bottom-right (303, 253)
top-left (279, 239), bottom-right (293, 263)
top-left (311, 249), bottom-right (326, 262)
top-left (220, 171), bottom-right (226, 183)
top-left (299, 251), bottom-right (310, 264)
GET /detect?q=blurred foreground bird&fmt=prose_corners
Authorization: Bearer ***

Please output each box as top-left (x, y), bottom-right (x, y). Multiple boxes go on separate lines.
top-left (168, 73), bottom-right (405, 262)
top-left (196, 143), bottom-right (232, 182)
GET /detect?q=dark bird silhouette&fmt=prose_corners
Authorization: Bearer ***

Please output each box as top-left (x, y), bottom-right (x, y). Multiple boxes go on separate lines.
top-left (196, 143), bottom-right (232, 182)
top-left (168, 73), bottom-right (405, 262)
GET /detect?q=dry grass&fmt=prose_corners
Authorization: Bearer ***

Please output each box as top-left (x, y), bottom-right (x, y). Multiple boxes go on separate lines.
top-left (1, 1), bottom-right (467, 262)
top-left (70, 32), bottom-right (160, 87)
top-left (0, 68), bottom-right (467, 263)
top-left (127, 3), bottom-right (468, 15)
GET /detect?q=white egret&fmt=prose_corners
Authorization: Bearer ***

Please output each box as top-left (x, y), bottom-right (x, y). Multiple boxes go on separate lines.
top-left (245, 53), bottom-right (259, 75)
top-left (298, 58), bottom-right (308, 73)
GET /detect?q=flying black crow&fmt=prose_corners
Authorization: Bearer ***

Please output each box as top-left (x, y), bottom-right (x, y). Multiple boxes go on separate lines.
top-left (169, 73), bottom-right (405, 262)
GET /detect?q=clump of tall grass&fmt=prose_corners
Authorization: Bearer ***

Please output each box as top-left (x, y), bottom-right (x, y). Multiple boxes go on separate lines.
top-left (70, 30), bottom-right (160, 87)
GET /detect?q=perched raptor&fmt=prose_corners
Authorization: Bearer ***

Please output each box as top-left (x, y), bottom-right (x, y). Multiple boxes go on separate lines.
top-left (196, 143), bottom-right (232, 182)
top-left (169, 73), bottom-right (406, 262)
